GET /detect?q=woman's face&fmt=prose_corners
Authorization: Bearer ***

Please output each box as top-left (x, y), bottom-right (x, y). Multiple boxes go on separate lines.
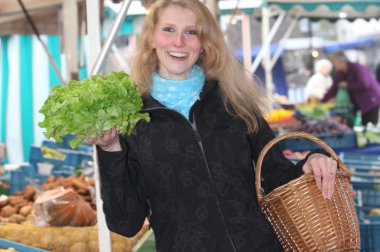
top-left (152, 5), bottom-right (202, 80)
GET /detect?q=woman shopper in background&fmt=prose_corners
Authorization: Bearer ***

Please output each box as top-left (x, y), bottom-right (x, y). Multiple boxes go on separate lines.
top-left (305, 59), bottom-right (333, 102)
top-left (89, 0), bottom-right (337, 251)
top-left (323, 52), bottom-right (380, 126)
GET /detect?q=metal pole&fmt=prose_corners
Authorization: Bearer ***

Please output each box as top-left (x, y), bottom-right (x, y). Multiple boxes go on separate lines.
top-left (242, 13), bottom-right (252, 78)
top-left (87, 0), bottom-right (132, 251)
top-left (270, 17), bottom-right (298, 67)
top-left (250, 9), bottom-right (286, 74)
top-left (16, 0), bottom-right (65, 85)
top-left (86, 0), bottom-right (111, 251)
top-left (261, 5), bottom-right (273, 95)
top-left (90, 0), bottom-right (133, 75)
top-left (204, 0), bottom-right (219, 20)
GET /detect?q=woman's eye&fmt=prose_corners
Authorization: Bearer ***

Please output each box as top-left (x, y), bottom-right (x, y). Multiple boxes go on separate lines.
top-left (185, 30), bottom-right (198, 35)
top-left (163, 27), bottom-right (174, 32)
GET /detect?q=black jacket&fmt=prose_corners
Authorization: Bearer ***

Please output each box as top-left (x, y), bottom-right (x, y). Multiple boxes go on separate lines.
top-left (97, 80), bottom-right (308, 252)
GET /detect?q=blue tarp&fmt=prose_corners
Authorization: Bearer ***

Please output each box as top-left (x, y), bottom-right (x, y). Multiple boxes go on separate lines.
top-left (323, 37), bottom-right (377, 53)
top-left (235, 45), bottom-right (288, 96)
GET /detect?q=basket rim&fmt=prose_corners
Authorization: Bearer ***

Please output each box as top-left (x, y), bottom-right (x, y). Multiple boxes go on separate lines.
top-left (255, 132), bottom-right (350, 204)
top-left (259, 170), bottom-right (350, 204)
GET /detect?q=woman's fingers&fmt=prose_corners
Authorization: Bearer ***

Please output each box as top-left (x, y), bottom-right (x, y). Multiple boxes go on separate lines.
top-left (303, 154), bottom-right (338, 199)
top-left (85, 128), bottom-right (119, 147)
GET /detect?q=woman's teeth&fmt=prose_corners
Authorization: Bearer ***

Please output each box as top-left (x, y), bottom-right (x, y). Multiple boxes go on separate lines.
top-left (169, 52), bottom-right (187, 58)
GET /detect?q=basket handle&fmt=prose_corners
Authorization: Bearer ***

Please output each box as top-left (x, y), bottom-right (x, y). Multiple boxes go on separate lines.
top-left (255, 131), bottom-right (349, 204)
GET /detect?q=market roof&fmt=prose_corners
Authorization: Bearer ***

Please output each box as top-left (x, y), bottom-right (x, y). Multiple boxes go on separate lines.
top-left (0, 0), bottom-right (87, 35)
top-left (257, 0), bottom-right (380, 21)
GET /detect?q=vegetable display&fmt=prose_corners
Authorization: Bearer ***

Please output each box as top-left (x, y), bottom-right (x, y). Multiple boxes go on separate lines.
top-left (38, 71), bottom-right (150, 148)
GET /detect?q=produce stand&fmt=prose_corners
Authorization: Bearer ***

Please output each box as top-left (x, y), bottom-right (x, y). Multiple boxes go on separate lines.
top-left (0, 223), bottom-right (149, 252)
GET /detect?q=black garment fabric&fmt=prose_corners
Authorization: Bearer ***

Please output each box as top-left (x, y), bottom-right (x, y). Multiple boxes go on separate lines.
top-left (97, 80), bottom-right (308, 252)
top-left (362, 105), bottom-right (380, 126)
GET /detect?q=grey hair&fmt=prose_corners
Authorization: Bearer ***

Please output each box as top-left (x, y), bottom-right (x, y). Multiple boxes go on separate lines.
top-left (314, 59), bottom-right (333, 73)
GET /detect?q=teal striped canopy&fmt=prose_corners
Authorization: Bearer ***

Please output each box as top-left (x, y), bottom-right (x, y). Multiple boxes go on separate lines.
top-left (268, 0), bottom-right (380, 12)
top-left (221, 0), bottom-right (380, 19)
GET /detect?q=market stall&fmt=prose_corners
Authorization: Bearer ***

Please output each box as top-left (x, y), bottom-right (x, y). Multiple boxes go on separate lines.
top-left (0, 1), bottom-right (148, 251)
top-left (251, 0), bottom-right (380, 92)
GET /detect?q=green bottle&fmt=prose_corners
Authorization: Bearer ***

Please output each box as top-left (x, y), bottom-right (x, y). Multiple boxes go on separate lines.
top-left (353, 111), bottom-right (366, 147)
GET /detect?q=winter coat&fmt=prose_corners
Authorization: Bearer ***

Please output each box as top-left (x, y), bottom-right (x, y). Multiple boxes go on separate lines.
top-left (305, 73), bottom-right (333, 100)
top-left (97, 79), bottom-right (309, 252)
top-left (323, 62), bottom-right (380, 114)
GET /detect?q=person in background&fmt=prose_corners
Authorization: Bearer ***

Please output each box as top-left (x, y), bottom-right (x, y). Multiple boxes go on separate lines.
top-left (323, 52), bottom-right (380, 126)
top-left (304, 59), bottom-right (333, 102)
top-left (89, 0), bottom-right (338, 251)
top-left (375, 62), bottom-right (380, 84)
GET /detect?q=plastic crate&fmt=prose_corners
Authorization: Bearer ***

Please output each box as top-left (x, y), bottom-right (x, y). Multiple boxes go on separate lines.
top-left (56, 134), bottom-right (94, 153)
top-left (29, 145), bottom-right (93, 169)
top-left (360, 222), bottom-right (380, 252)
top-left (279, 132), bottom-right (356, 152)
top-left (51, 165), bottom-right (75, 177)
top-left (351, 181), bottom-right (380, 208)
top-left (10, 165), bottom-right (37, 194)
top-left (340, 152), bottom-right (380, 164)
top-left (0, 238), bottom-right (48, 252)
top-left (9, 165), bottom-right (48, 194)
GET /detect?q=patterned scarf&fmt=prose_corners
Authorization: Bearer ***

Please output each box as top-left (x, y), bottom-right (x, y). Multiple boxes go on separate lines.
top-left (151, 65), bottom-right (205, 120)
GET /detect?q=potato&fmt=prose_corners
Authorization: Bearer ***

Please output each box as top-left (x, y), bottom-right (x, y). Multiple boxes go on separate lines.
top-left (8, 214), bottom-right (26, 224)
top-left (1, 205), bottom-right (16, 217)
top-left (19, 205), bottom-right (33, 217)
top-left (69, 242), bottom-right (89, 252)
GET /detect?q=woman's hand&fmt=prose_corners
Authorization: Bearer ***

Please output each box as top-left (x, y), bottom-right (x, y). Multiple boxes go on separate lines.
top-left (338, 81), bottom-right (348, 88)
top-left (302, 153), bottom-right (338, 199)
top-left (87, 128), bottom-right (122, 152)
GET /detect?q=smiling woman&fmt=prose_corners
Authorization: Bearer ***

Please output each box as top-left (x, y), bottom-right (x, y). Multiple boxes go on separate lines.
top-left (91, 0), bottom-right (340, 251)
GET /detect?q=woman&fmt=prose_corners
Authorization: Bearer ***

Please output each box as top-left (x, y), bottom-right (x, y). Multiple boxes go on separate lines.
top-left (305, 59), bottom-right (333, 102)
top-left (323, 52), bottom-right (380, 126)
top-left (90, 0), bottom-right (337, 251)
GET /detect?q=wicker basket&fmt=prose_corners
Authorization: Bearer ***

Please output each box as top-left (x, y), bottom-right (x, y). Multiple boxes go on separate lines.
top-left (255, 132), bottom-right (360, 251)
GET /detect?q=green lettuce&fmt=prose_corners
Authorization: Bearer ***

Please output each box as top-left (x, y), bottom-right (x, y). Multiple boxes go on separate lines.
top-left (38, 71), bottom-right (150, 148)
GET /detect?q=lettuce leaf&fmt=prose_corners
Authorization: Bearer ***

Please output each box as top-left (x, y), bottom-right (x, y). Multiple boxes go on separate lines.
top-left (38, 71), bottom-right (150, 148)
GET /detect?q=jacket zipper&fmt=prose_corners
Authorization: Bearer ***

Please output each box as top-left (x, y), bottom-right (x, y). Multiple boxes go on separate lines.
top-left (141, 107), bottom-right (237, 252)
top-left (191, 115), bottom-right (237, 252)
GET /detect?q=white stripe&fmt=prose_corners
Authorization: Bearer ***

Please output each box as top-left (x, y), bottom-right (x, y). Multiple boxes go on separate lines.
top-left (0, 38), bottom-right (3, 141)
top-left (6, 35), bottom-right (23, 163)
top-left (32, 35), bottom-right (49, 146)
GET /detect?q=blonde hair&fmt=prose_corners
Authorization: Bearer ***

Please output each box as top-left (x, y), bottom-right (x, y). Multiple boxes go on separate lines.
top-left (130, 0), bottom-right (269, 133)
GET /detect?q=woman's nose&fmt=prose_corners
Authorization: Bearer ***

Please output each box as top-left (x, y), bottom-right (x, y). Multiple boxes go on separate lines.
top-left (172, 33), bottom-right (185, 47)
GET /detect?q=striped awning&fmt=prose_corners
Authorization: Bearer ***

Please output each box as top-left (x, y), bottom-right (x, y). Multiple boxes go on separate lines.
top-left (0, 35), bottom-right (87, 163)
top-left (220, 0), bottom-right (380, 20)
top-left (265, 0), bottom-right (380, 20)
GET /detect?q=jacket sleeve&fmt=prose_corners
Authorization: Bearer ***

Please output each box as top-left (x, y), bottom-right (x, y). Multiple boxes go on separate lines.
top-left (248, 118), bottom-right (306, 193)
top-left (97, 136), bottom-right (148, 237)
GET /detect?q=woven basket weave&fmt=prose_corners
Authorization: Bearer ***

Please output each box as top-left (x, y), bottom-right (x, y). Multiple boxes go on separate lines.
top-left (255, 132), bottom-right (360, 251)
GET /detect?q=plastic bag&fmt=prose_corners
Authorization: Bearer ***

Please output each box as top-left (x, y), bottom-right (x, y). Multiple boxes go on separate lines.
top-left (335, 87), bottom-right (355, 126)
top-left (33, 187), bottom-right (97, 227)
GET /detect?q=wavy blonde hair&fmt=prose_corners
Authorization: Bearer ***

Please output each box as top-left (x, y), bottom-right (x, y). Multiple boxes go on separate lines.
top-left (130, 0), bottom-right (269, 133)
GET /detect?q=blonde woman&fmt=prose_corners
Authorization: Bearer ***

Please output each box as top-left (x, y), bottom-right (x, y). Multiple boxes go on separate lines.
top-left (89, 0), bottom-right (337, 251)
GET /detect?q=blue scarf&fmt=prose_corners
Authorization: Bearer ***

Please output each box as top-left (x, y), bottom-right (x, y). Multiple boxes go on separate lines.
top-left (151, 65), bottom-right (205, 120)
